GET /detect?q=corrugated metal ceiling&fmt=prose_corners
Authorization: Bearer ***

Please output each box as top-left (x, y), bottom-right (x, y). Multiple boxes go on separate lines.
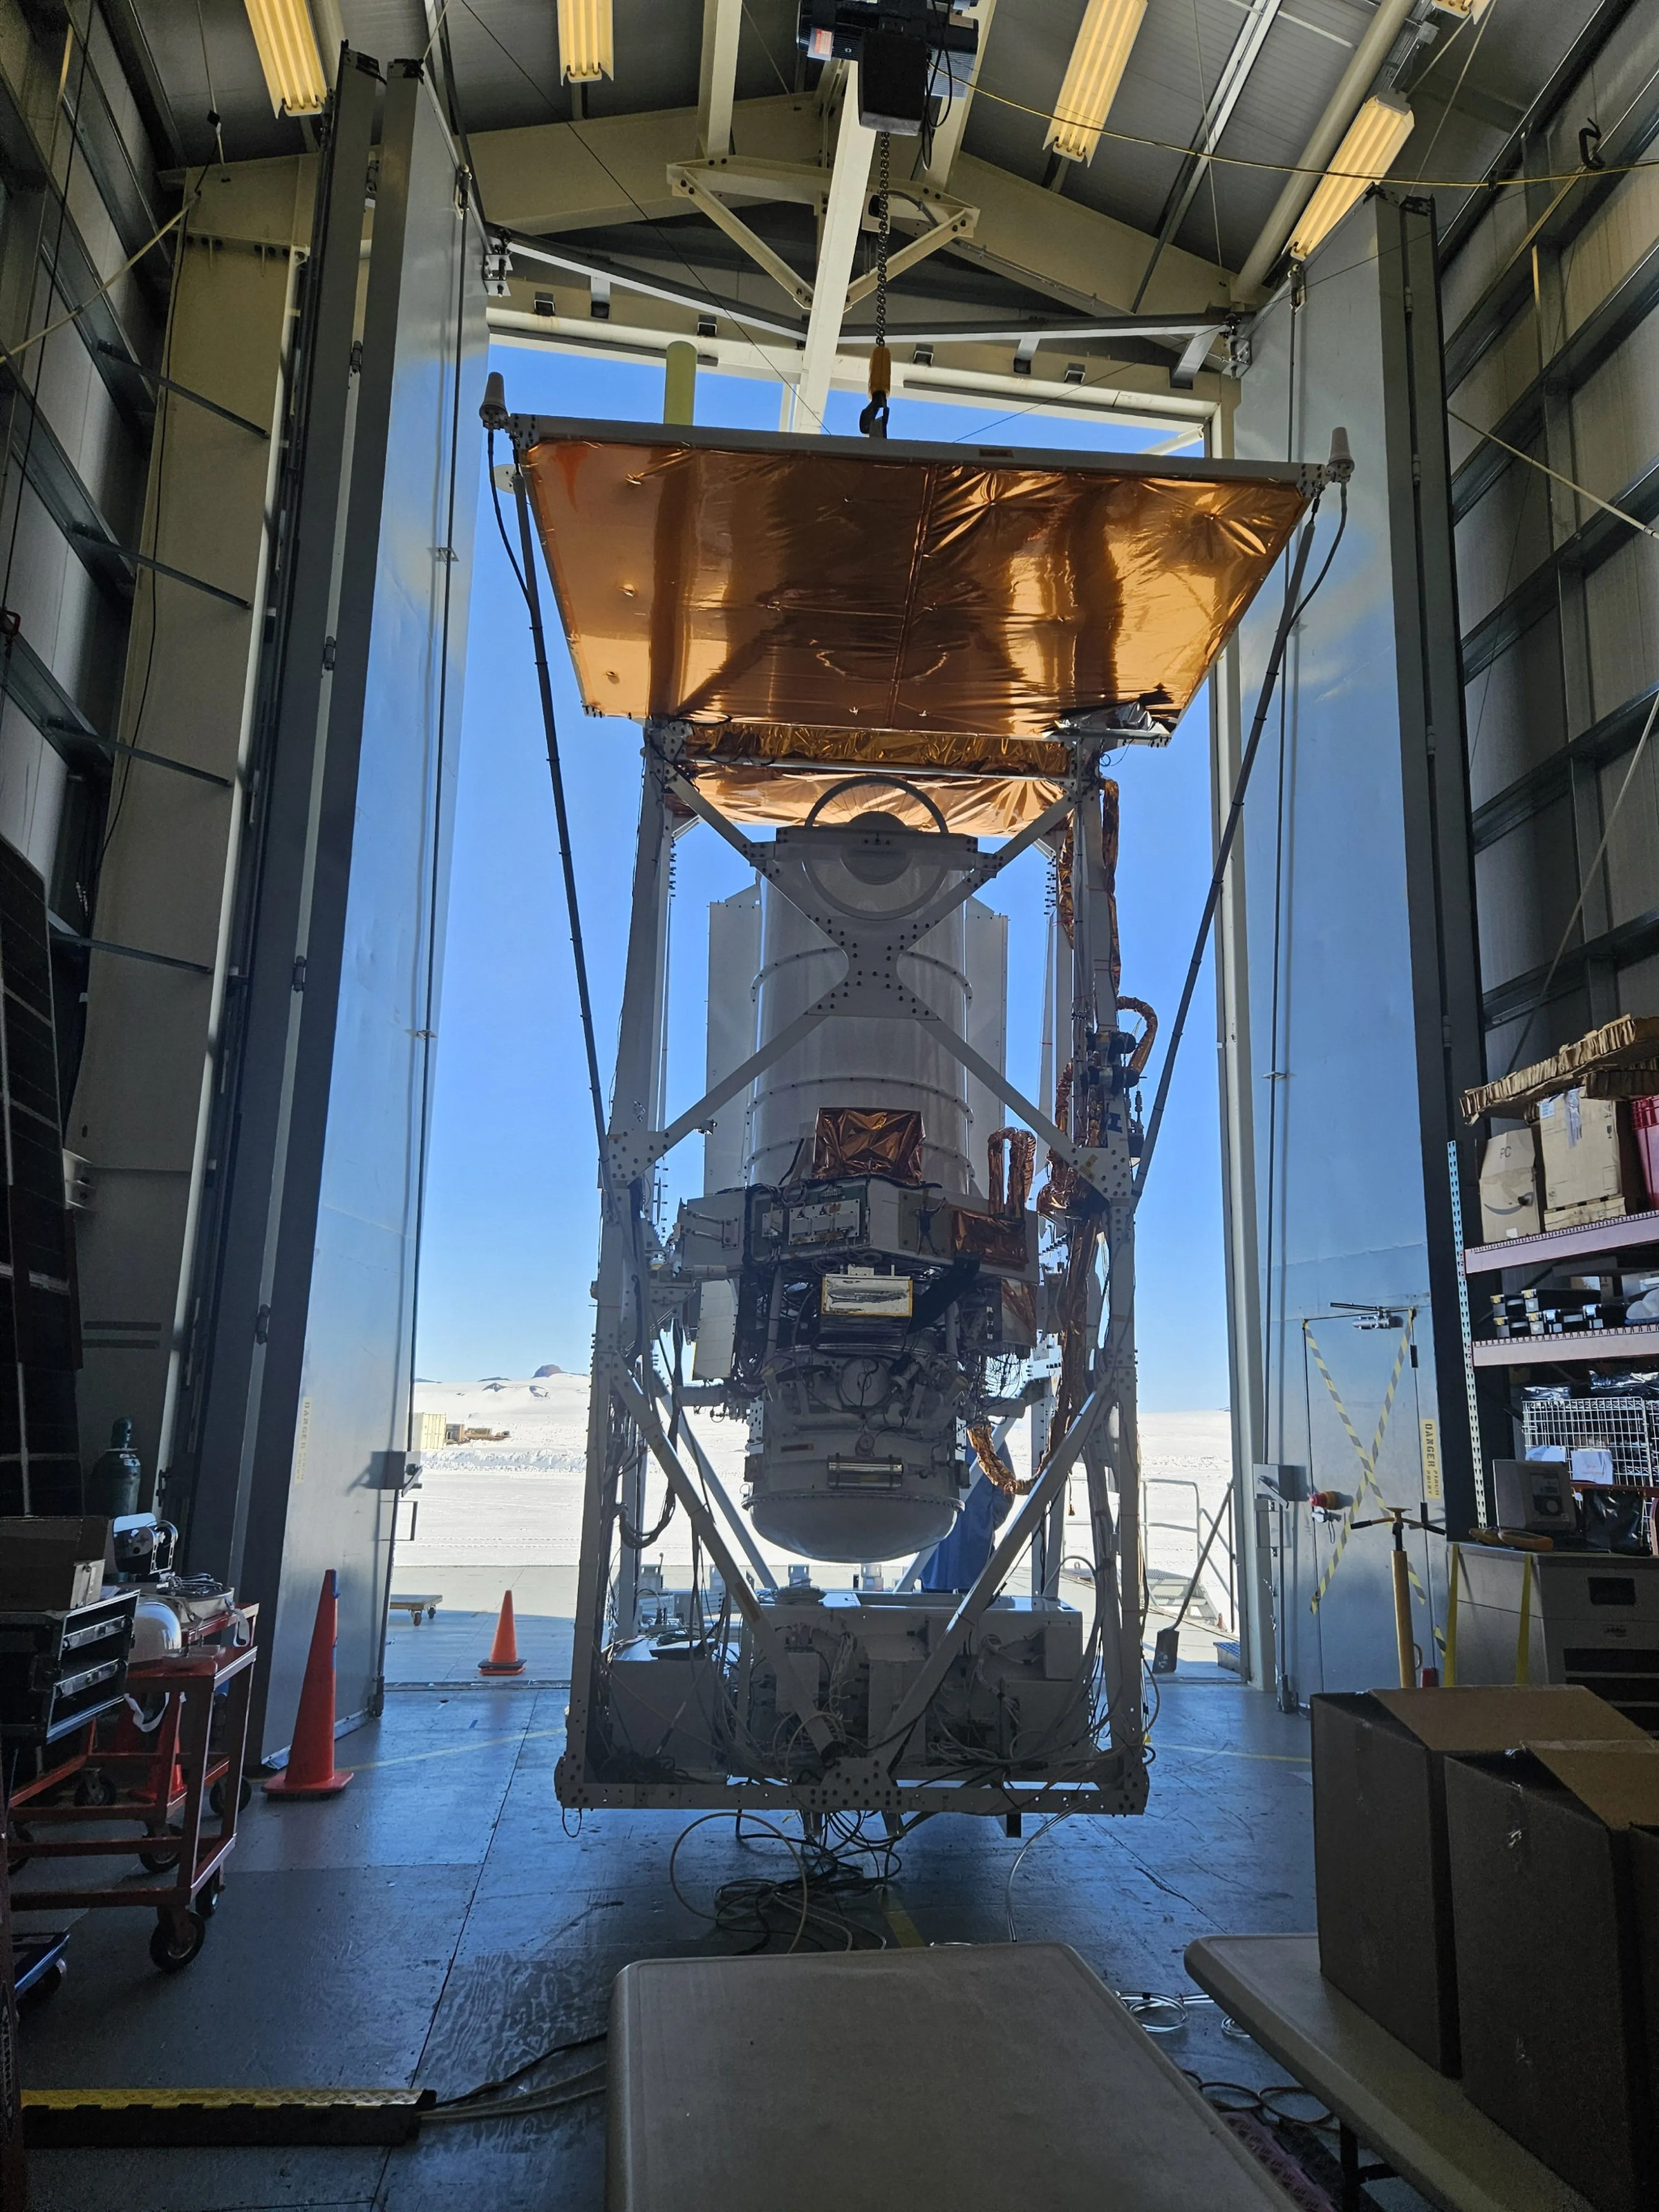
top-left (135, 0), bottom-right (1609, 290)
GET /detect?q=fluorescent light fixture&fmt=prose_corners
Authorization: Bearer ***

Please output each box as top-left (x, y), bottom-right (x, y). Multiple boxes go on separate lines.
top-left (1288, 93), bottom-right (1414, 261)
top-left (1045, 0), bottom-right (1148, 165)
top-left (244, 0), bottom-right (329, 117)
top-left (558, 0), bottom-right (615, 83)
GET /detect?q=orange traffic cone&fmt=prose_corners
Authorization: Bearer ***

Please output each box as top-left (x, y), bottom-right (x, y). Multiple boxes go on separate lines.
top-left (263, 1569), bottom-right (353, 1797)
top-left (478, 1590), bottom-right (525, 1676)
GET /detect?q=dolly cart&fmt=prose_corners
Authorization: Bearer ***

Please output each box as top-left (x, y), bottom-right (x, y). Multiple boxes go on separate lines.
top-left (8, 1640), bottom-right (256, 1970)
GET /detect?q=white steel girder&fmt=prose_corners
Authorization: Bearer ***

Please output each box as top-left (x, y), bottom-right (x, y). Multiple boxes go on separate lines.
top-left (917, 0), bottom-right (997, 190)
top-left (786, 67), bottom-right (876, 431)
top-left (696, 0), bottom-right (742, 158)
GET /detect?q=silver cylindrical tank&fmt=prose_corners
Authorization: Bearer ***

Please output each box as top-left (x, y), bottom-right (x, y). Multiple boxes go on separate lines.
top-left (746, 821), bottom-right (972, 1192)
top-left (738, 816), bottom-right (975, 1561)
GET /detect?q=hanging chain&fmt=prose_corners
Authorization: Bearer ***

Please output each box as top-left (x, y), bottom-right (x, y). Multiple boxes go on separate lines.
top-left (860, 134), bottom-right (892, 436)
top-left (876, 131), bottom-right (890, 349)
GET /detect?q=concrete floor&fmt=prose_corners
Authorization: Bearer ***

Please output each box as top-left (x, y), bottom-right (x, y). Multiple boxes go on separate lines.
top-left (13, 1665), bottom-right (1427, 2212)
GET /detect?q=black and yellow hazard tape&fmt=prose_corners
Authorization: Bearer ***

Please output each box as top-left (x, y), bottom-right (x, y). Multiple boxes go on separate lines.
top-left (23, 2086), bottom-right (435, 2150)
top-left (1305, 1317), bottom-right (1429, 1616)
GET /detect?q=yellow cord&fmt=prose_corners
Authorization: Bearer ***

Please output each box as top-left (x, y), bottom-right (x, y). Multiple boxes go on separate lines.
top-left (970, 83), bottom-right (1659, 194)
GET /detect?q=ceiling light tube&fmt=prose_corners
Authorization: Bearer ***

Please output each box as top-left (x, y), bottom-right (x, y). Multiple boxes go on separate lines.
top-left (1045, 0), bottom-right (1148, 165)
top-left (244, 0), bottom-right (330, 117)
top-left (1287, 93), bottom-right (1414, 261)
top-left (559, 0), bottom-right (615, 84)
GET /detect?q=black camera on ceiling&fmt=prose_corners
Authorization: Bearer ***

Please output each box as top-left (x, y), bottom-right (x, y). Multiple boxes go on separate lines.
top-left (796, 2), bottom-right (980, 136)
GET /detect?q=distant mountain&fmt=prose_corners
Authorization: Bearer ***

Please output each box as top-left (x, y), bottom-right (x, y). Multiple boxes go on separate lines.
top-left (534, 1363), bottom-right (563, 1377)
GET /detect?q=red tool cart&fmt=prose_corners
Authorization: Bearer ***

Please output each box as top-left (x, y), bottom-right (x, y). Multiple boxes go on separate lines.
top-left (7, 1639), bottom-right (257, 1971)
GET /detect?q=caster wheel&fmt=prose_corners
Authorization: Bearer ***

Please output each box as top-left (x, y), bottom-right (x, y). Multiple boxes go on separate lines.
top-left (196, 1873), bottom-right (223, 1918)
top-left (75, 1768), bottom-right (116, 1809)
top-left (139, 1824), bottom-right (182, 1875)
top-left (427, 1607), bottom-right (437, 1622)
top-left (210, 1776), bottom-right (255, 1817)
top-left (19, 1960), bottom-right (67, 2009)
top-left (149, 1911), bottom-right (207, 1972)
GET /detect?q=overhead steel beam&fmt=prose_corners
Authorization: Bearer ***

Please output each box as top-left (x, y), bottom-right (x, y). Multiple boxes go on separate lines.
top-left (472, 101), bottom-right (1230, 313)
top-left (493, 304), bottom-right (1218, 433)
top-left (1436, 0), bottom-right (1638, 270)
top-left (504, 229), bottom-right (803, 338)
top-left (1134, 0), bottom-right (1283, 309)
top-left (917, 0), bottom-right (997, 189)
top-left (786, 71), bottom-right (876, 432)
top-left (1234, 0), bottom-right (1414, 299)
top-left (697, 0), bottom-right (742, 157)
top-left (507, 225), bottom-right (1228, 350)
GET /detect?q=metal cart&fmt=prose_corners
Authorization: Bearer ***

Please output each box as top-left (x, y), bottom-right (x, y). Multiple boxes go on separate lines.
top-left (7, 1641), bottom-right (256, 1971)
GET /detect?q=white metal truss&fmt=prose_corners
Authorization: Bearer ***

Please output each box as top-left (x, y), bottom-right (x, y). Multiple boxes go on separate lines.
top-left (551, 711), bottom-right (1152, 1820)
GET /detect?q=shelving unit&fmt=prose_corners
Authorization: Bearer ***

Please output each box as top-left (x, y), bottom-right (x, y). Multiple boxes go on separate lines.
top-left (1471, 1327), bottom-right (1659, 1368)
top-left (1463, 1207), bottom-right (1659, 1278)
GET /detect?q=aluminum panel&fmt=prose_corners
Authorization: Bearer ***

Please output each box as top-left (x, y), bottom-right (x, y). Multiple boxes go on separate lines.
top-left (703, 881), bottom-right (759, 1194)
top-left (1231, 197), bottom-right (1479, 1700)
top-left (964, 896), bottom-right (1008, 1203)
top-left (257, 72), bottom-right (489, 1756)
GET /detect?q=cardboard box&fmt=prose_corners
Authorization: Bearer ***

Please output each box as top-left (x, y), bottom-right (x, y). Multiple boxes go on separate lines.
top-left (1446, 1742), bottom-right (1659, 2212)
top-left (1538, 1089), bottom-right (1640, 1230)
top-left (0, 1517), bottom-right (111, 1610)
top-left (1478, 1126), bottom-right (1541, 1243)
top-left (1311, 1686), bottom-right (1647, 2074)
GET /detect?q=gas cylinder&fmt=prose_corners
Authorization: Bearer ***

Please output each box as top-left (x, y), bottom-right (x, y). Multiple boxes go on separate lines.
top-left (86, 1417), bottom-right (143, 1518)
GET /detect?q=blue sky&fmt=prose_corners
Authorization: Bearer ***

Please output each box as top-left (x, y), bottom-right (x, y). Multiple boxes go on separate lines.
top-left (414, 347), bottom-right (1230, 1410)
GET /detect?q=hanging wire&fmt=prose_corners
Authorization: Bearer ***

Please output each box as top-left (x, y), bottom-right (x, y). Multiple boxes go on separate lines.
top-left (1447, 407), bottom-right (1659, 543)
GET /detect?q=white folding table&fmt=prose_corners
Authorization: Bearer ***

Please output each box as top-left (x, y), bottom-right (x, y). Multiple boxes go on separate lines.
top-left (1184, 1933), bottom-right (1595, 2212)
top-left (609, 1941), bottom-right (1301, 2211)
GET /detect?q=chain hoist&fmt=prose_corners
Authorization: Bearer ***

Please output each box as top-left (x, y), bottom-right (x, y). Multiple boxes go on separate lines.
top-left (859, 132), bottom-right (892, 438)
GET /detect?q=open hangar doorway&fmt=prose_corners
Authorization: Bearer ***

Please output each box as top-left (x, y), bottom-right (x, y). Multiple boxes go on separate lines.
top-left (400, 339), bottom-right (1253, 1711)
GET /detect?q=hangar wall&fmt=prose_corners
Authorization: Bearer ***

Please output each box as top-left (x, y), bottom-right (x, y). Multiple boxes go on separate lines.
top-left (1442, 5), bottom-right (1659, 1074)
top-left (1225, 194), bottom-right (1487, 1701)
top-left (0, 0), bottom-right (166, 1285)
top-left (63, 48), bottom-right (487, 1759)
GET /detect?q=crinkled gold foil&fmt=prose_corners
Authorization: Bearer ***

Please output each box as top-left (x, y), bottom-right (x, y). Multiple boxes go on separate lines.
top-left (523, 435), bottom-right (1306, 742)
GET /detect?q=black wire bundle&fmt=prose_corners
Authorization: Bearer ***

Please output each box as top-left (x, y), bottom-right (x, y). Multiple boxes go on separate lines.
top-left (669, 1812), bottom-right (901, 1955)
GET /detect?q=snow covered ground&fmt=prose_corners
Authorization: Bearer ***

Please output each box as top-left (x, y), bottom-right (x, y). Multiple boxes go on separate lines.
top-left (397, 1375), bottom-right (1237, 1629)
